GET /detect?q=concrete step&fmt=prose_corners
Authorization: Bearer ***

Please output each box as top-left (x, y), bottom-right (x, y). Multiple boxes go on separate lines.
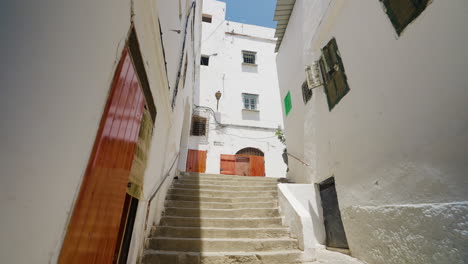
top-left (168, 188), bottom-right (277, 198)
top-left (152, 226), bottom-right (290, 239)
top-left (176, 179), bottom-right (278, 187)
top-left (164, 207), bottom-right (280, 218)
top-left (166, 194), bottom-right (276, 203)
top-left (148, 237), bottom-right (298, 252)
top-left (160, 216), bottom-right (283, 228)
top-left (172, 183), bottom-right (277, 192)
top-left (142, 250), bottom-right (316, 264)
top-left (180, 172), bottom-right (279, 182)
top-left (165, 200), bottom-right (277, 209)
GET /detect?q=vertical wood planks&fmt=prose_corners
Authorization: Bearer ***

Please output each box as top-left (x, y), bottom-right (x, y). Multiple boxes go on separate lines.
top-left (59, 48), bottom-right (146, 264)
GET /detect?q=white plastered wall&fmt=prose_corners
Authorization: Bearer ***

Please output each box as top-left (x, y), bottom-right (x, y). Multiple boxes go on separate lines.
top-left (0, 0), bottom-right (202, 263)
top-left (276, 0), bottom-right (468, 263)
top-left (186, 0), bottom-right (286, 177)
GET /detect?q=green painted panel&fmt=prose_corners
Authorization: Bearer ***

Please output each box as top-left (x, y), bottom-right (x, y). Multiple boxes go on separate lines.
top-left (284, 91), bottom-right (292, 116)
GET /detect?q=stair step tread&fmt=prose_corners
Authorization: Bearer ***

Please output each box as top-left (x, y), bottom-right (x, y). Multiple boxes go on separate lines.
top-left (161, 216), bottom-right (282, 220)
top-left (172, 183), bottom-right (277, 190)
top-left (165, 207), bottom-right (279, 211)
top-left (166, 200), bottom-right (276, 205)
top-left (166, 194), bottom-right (277, 201)
top-left (170, 188), bottom-right (276, 193)
top-left (145, 249), bottom-right (307, 255)
top-left (143, 249), bottom-right (315, 264)
top-left (180, 173), bottom-right (279, 181)
top-left (151, 237), bottom-right (296, 241)
top-left (176, 179), bottom-right (278, 185)
top-left (155, 226), bottom-right (288, 231)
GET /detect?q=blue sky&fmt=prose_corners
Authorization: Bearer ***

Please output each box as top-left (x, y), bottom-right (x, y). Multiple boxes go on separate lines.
top-left (217, 0), bottom-right (278, 28)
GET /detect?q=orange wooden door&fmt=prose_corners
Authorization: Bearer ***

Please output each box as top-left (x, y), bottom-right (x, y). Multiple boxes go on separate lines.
top-left (186, 149), bottom-right (207, 173)
top-left (59, 48), bottom-right (146, 263)
top-left (220, 154), bottom-right (236, 175)
top-left (249, 156), bottom-right (265, 177)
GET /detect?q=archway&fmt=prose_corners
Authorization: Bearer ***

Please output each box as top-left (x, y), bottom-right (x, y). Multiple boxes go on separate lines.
top-left (236, 147), bottom-right (264, 157)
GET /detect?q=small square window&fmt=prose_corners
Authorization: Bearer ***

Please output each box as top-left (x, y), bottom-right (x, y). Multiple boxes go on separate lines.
top-left (242, 93), bottom-right (259, 110)
top-left (201, 55), bottom-right (209, 66)
top-left (242, 51), bottom-right (256, 65)
top-left (190, 115), bottom-right (207, 136)
top-left (202, 14), bottom-right (212, 23)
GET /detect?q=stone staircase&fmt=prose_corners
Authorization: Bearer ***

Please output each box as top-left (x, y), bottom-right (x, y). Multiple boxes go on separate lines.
top-left (142, 172), bottom-right (314, 264)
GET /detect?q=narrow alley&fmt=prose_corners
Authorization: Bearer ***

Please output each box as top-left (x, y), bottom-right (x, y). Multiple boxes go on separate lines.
top-left (1, 0), bottom-right (467, 264)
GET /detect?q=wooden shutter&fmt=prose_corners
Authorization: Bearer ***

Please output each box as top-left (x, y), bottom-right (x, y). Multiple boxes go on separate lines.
top-left (59, 48), bottom-right (146, 263)
top-left (322, 38), bottom-right (349, 111)
top-left (381, 0), bottom-right (430, 35)
top-left (220, 154), bottom-right (236, 175)
top-left (249, 156), bottom-right (265, 177)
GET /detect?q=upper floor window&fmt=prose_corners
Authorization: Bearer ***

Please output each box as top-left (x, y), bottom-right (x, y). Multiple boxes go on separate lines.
top-left (242, 93), bottom-right (259, 110)
top-left (242, 51), bottom-right (256, 65)
top-left (200, 55), bottom-right (209, 66)
top-left (319, 38), bottom-right (350, 111)
top-left (202, 14), bottom-right (212, 23)
top-left (380, 0), bottom-right (430, 35)
top-left (190, 115), bottom-right (208, 136)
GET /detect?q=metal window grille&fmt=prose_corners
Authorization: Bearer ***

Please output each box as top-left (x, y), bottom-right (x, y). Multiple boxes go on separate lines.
top-left (200, 56), bottom-right (209, 66)
top-left (202, 14), bottom-right (212, 23)
top-left (242, 51), bottom-right (256, 64)
top-left (236, 147), bottom-right (264, 157)
top-left (242, 94), bottom-right (258, 110)
top-left (190, 115), bottom-right (208, 136)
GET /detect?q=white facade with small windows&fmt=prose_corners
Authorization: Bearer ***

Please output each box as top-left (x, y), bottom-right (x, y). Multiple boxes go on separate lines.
top-left (274, 0), bottom-right (468, 263)
top-left (182, 0), bottom-right (287, 177)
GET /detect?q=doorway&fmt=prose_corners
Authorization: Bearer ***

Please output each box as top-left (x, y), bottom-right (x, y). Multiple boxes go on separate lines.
top-left (220, 147), bottom-right (265, 177)
top-left (186, 149), bottom-right (207, 173)
top-left (319, 177), bottom-right (349, 249)
top-left (59, 28), bottom-right (156, 263)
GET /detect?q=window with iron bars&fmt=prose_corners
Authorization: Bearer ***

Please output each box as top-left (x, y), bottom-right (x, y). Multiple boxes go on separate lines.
top-left (242, 93), bottom-right (258, 110)
top-left (242, 51), bottom-right (256, 65)
top-left (190, 115), bottom-right (208, 136)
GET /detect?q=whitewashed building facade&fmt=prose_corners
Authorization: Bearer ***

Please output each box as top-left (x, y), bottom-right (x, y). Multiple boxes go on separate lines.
top-left (183, 0), bottom-right (287, 178)
top-left (0, 0), bottom-right (203, 263)
top-left (274, 0), bottom-right (468, 263)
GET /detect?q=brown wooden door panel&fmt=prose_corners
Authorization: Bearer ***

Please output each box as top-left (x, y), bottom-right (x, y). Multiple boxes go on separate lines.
top-left (220, 154), bottom-right (236, 175)
top-left (249, 156), bottom-right (265, 177)
top-left (186, 149), bottom-right (207, 173)
top-left (59, 48), bottom-right (146, 263)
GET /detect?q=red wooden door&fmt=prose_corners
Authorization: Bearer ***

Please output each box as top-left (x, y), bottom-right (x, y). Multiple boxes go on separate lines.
top-left (220, 154), bottom-right (236, 175)
top-left (249, 156), bottom-right (265, 177)
top-left (186, 149), bottom-right (207, 173)
top-left (59, 48), bottom-right (146, 263)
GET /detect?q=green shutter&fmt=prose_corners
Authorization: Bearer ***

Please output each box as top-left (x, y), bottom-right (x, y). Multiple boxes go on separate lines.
top-left (284, 91), bottom-right (292, 116)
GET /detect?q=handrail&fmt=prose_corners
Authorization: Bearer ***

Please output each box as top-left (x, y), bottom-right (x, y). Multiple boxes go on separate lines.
top-left (286, 152), bottom-right (310, 167)
top-left (147, 152), bottom-right (180, 202)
